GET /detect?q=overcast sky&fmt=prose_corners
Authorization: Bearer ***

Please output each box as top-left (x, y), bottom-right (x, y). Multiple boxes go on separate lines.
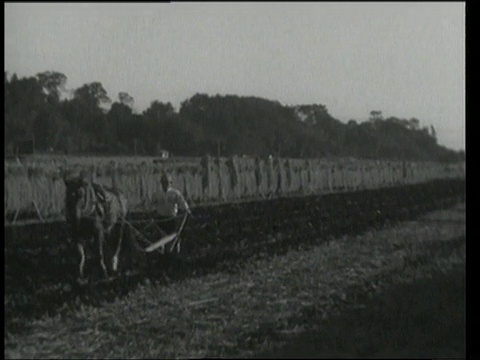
top-left (5, 2), bottom-right (465, 151)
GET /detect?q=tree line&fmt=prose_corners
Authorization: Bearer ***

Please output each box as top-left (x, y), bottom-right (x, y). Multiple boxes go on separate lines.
top-left (4, 71), bottom-right (465, 163)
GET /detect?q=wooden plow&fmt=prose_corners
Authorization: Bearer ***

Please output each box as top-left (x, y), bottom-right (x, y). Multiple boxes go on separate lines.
top-left (124, 212), bottom-right (189, 255)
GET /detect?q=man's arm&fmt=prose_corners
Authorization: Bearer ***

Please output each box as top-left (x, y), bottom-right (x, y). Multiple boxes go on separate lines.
top-left (175, 190), bottom-right (191, 215)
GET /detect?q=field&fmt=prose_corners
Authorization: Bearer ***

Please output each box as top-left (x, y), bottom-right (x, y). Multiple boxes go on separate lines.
top-left (4, 179), bottom-right (466, 358)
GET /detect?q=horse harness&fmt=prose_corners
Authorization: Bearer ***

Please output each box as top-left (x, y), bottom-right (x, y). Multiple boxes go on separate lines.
top-left (78, 182), bottom-right (113, 220)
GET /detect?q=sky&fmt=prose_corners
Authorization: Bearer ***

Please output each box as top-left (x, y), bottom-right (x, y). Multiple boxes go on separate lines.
top-left (4, 2), bottom-right (465, 151)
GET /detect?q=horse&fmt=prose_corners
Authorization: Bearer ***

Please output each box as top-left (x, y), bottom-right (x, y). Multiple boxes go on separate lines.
top-left (63, 174), bottom-right (130, 283)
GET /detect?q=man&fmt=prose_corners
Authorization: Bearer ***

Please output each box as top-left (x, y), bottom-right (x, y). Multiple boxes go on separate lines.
top-left (152, 172), bottom-right (191, 252)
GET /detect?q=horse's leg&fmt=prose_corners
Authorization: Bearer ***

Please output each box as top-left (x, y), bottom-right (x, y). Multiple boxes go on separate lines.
top-left (77, 242), bottom-right (87, 283)
top-left (74, 231), bottom-right (89, 285)
top-left (112, 223), bottom-right (124, 273)
top-left (97, 228), bottom-right (109, 280)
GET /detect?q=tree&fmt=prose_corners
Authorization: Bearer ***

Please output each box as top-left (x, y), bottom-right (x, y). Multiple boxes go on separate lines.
top-left (4, 75), bottom-right (46, 149)
top-left (33, 110), bottom-right (64, 151)
top-left (430, 125), bottom-right (437, 142)
top-left (73, 82), bottom-right (111, 108)
top-left (107, 101), bottom-right (134, 152)
top-left (369, 110), bottom-right (383, 123)
top-left (3, 69), bottom-right (465, 161)
top-left (143, 100), bottom-right (175, 154)
top-left (36, 71), bottom-right (67, 103)
top-left (64, 82), bottom-right (112, 150)
top-left (179, 94), bottom-right (221, 154)
top-left (408, 118), bottom-right (420, 131)
top-left (118, 92), bottom-right (134, 108)
top-left (143, 100), bottom-right (175, 119)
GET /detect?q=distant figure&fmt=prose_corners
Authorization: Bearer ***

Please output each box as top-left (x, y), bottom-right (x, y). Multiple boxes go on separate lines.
top-left (152, 172), bottom-right (191, 238)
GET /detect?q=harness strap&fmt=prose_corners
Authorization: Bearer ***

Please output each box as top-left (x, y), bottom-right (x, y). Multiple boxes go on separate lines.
top-left (79, 183), bottom-right (106, 219)
top-left (79, 184), bottom-right (95, 218)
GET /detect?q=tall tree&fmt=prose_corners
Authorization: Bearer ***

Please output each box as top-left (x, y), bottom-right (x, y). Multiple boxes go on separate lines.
top-left (4, 75), bottom-right (45, 151)
top-left (142, 100), bottom-right (178, 154)
top-left (66, 82), bottom-right (112, 150)
top-left (369, 110), bottom-right (383, 123)
top-left (118, 91), bottom-right (134, 108)
top-left (36, 71), bottom-right (67, 104)
top-left (73, 82), bottom-right (111, 108)
top-left (107, 93), bottom-right (136, 153)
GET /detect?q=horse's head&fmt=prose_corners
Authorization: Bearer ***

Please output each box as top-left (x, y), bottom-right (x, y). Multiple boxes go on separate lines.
top-left (63, 174), bottom-right (91, 226)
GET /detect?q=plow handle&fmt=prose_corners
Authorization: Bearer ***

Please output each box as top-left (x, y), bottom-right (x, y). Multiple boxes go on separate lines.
top-left (169, 212), bottom-right (189, 251)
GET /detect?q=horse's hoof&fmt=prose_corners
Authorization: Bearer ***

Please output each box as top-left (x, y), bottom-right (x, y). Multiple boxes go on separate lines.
top-left (77, 277), bottom-right (88, 285)
top-left (112, 257), bottom-right (119, 272)
top-left (125, 270), bottom-right (137, 277)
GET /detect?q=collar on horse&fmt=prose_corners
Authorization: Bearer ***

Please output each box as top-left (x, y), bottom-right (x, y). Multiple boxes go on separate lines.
top-left (79, 182), bottom-right (109, 219)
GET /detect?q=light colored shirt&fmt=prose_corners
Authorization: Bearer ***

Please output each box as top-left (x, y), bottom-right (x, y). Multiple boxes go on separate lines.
top-left (153, 187), bottom-right (190, 217)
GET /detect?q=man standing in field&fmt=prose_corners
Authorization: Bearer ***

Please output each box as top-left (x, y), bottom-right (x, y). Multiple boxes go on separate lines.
top-left (152, 172), bottom-right (191, 252)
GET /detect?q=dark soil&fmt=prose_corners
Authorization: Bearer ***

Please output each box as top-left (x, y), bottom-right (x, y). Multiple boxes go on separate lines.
top-left (4, 179), bottom-right (466, 335)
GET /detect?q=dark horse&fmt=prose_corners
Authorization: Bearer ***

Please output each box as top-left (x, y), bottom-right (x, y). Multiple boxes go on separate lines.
top-left (64, 175), bottom-right (130, 283)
